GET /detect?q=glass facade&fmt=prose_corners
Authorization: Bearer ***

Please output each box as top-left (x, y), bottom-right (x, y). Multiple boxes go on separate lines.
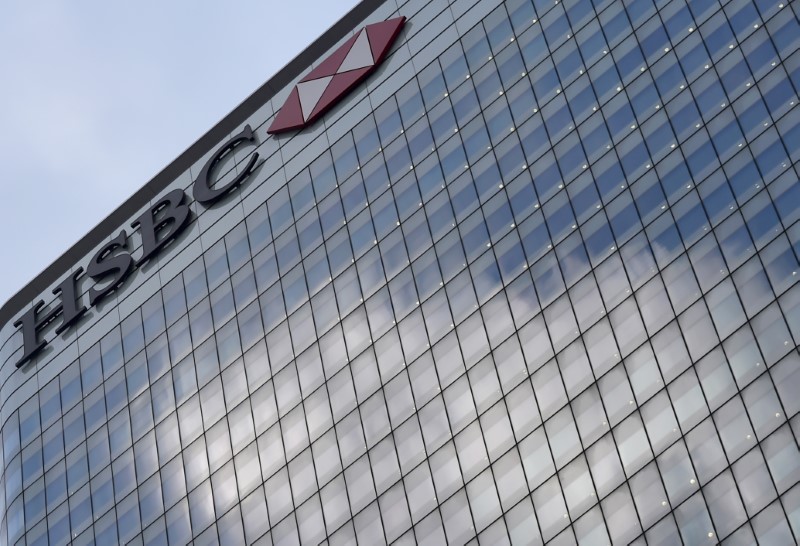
top-left (0, 0), bottom-right (799, 543)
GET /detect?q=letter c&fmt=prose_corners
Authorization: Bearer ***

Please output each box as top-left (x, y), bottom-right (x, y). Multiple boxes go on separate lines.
top-left (193, 124), bottom-right (260, 205)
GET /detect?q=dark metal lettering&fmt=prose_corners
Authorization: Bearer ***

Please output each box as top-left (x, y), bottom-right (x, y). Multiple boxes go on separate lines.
top-left (15, 269), bottom-right (86, 368)
top-left (132, 189), bottom-right (191, 265)
top-left (54, 268), bottom-right (88, 335)
top-left (86, 230), bottom-right (135, 306)
top-left (13, 124), bottom-right (263, 369)
top-left (193, 124), bottom-right (259, 205)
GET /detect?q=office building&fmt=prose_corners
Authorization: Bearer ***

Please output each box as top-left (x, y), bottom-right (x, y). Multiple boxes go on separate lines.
top-left (1, 0), bottom-right (799, 543)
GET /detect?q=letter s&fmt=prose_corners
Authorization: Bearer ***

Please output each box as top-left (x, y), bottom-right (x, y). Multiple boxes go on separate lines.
top-left (86, 230), bottom-right (135, 306)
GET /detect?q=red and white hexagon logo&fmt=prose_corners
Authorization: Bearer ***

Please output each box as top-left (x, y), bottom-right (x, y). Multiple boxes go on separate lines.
top-left (268, 16), bottom-right (407, 135)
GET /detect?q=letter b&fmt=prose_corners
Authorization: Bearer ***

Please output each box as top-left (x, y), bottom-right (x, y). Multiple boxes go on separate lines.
top-left (132, 189), bottom-right (191, 265)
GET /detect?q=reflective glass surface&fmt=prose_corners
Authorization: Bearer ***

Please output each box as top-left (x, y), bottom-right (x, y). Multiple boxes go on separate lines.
top-left (2, 0), bottom-right (800, 542)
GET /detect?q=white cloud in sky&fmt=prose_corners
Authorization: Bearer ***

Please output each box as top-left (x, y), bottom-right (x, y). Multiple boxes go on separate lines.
top-left (0, 0), bottom-right (359, 306)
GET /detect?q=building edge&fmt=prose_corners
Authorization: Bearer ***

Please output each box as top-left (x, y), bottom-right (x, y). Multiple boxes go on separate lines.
top-left (0, 0), bottom-right (386, 331)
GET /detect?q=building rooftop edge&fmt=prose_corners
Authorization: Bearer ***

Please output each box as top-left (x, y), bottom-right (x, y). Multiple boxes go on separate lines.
top-left (0, 0), bottom-right (385, 330)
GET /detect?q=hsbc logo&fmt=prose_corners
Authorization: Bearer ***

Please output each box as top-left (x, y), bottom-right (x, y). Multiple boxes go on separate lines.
top-left (269, 16), bottom-right (406, 134)
top-left (13, 16), bottom-right (406, 370)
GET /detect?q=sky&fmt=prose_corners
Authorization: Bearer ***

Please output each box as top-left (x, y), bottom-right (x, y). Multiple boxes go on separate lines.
top-left (0, 0), bottom-right (360, 308)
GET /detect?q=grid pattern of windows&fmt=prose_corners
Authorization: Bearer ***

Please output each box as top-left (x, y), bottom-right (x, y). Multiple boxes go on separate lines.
top-left (2, 0), bottom-right (800, 543)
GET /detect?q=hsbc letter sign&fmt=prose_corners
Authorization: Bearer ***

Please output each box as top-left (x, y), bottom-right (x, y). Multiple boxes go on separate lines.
top-left (13, 126), bottom-right (259, 369)
top-left (12, 16), bottom-right (406, 371)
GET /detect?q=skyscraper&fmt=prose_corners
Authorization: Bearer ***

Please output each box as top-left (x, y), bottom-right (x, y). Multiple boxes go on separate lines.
top-left (1, 0), bottom-right (799, 542)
